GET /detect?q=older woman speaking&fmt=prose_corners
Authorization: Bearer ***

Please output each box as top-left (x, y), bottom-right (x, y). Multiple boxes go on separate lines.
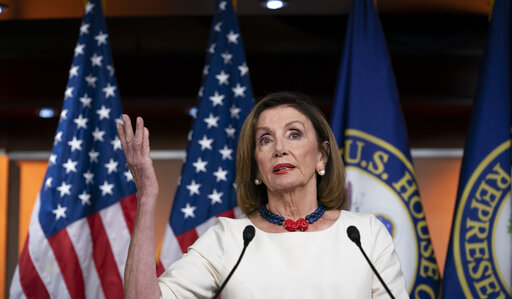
top-left (118, 92), bottom-right (408, 298)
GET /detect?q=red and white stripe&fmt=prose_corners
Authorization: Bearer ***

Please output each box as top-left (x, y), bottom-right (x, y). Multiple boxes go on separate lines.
top-left (10, 193), bottom-right (137, 299)
top-left (157, 207), bottom-right (242, 275)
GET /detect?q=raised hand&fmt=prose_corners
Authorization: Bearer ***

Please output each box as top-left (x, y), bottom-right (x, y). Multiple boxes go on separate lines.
top-left (117, 114), bottom-right (161, 299)
top-left (116, 114), bottom-right (159, 204)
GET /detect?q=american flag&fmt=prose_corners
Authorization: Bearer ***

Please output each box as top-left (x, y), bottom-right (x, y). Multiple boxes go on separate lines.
top-left (9, 0), bottom-right (137, 298)
top-left (158, 0), bottom-right (254, 273)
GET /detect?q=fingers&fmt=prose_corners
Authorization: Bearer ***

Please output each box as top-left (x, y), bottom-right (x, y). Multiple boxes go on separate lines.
top-left (134, 117), bottom-right (144, 147)
top-left (116, 114), bottom-right (151, 161)
top-left (122, 114), bottom-right (135, 143)
top-left (142, 127), bottom-right (151, 158)
top-left (116, 120), bottom-right (126, 145)
top-left (117, 114), bottom-right (146, 149)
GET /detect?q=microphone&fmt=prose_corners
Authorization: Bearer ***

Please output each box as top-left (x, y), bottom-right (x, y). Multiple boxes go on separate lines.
top-left (243, 225), bottom-right (256, 246)
top-left (346, 225), bottom-right (395, 299)
top-left (212, 225), bottom-right (255, 298)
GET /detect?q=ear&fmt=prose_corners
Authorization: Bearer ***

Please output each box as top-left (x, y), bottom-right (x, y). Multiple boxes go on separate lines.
top-left (317, 141), bottom-right (330, 169)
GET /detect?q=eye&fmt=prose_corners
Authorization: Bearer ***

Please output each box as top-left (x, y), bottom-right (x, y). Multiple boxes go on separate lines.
top-left (289, 130), bottom-right (302, 140)
top-left (258, 134), bottom-right (273, 145)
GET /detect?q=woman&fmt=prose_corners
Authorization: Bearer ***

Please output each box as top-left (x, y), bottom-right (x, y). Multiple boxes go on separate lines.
top-left (118, 92), bottom-right (408, 298)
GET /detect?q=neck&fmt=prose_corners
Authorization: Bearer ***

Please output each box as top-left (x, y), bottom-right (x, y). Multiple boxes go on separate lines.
top-left (266, 184), bottom-right (318, 220)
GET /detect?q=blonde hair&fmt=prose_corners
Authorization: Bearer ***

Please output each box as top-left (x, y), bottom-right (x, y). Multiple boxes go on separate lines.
top-left (236, 91), bottom-right (347, 215)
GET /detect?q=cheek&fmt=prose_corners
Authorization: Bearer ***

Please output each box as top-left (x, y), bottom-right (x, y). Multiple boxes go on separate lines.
top-left (297, 145), bottom-right (319, 163)
top-left (254, 151), bottom-right (267, 174)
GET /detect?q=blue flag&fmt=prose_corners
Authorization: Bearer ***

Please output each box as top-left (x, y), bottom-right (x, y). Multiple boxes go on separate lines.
top-left (158, 0), bottom-right (254, 271)
top-left (330, 0), bottom-right (441, 297)
top-left (442, 0), bottom-right (512, 298)
top-left (10, 0), bottom-right (138, 297)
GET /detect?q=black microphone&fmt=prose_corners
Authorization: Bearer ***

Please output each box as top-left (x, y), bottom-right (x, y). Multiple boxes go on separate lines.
top-left (212, 225), bottom-right (255, 299)
top-left (347, 225), bottom-right (395, 299)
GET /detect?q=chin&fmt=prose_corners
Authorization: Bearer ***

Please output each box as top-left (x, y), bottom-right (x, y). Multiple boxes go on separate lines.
top-left (270, 180), bottom-right (304, 192)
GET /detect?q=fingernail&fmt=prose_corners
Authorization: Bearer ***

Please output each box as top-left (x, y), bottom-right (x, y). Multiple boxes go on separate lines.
top-left (137, 117), bottom-right (141, 124)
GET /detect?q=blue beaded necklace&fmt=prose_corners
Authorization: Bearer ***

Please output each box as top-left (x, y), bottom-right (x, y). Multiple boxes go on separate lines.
top-left (258, 204), bottom-right (326, 232)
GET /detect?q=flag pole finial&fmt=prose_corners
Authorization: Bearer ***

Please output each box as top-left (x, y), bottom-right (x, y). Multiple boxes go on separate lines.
top-left (488, 0), bottom-right (495, 21)
top-left (84, 0), bottom-right (106, 11)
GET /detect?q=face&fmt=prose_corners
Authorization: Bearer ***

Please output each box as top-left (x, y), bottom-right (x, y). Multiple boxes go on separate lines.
top-left (254, 105), bottom-right (326, 194)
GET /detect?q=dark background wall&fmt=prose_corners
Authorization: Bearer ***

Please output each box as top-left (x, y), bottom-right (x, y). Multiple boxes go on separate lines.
top-left (0, 0), bottom-right (491, 152)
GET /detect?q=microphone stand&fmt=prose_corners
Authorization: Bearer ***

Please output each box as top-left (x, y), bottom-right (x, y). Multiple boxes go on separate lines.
top-left (212, 225), bottom-right (255, 299)
top-left (347, 225), bottom-right (395, 299)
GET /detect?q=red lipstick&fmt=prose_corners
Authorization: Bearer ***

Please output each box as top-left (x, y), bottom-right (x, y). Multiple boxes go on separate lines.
top-left (273, 163), bottom-right (295, 174)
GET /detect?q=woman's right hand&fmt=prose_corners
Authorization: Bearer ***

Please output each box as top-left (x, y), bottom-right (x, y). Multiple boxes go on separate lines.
top-left (118, 115), bottom-right (162, 299)
top-left (116, 114), bottom-right (159, 205)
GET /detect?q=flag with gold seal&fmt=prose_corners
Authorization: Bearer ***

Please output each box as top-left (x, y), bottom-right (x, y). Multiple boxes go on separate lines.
top-left (442, 0), bottom-right (512, 298)
top-left (330, 0), bottom-right (441, 297)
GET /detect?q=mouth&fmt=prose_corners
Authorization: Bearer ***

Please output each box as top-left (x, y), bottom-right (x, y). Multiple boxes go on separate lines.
top-left (273, 163), bottom-right (295, 174)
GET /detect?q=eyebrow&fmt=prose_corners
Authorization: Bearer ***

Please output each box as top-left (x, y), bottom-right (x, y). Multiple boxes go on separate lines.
top-left (255, 120), bottom-right (305, 133)
top-left (285, 120), bottom-right (305, 128)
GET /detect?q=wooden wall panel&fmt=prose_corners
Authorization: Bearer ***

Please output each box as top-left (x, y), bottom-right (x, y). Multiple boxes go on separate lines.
top-left (0, 155), bottom-right (8, 299)
top-left (413, 157), bottom-right (461, 275)
top-left (17, 161), bottom-right (46, 254)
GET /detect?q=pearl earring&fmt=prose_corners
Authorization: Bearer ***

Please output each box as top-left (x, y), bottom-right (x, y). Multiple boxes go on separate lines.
top-left (318, 169), bottom-right (326, 176)
top-left (254, 178), bottom-right (262, 185)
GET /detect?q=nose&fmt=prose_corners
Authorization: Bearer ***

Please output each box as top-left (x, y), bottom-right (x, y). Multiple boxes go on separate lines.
top-left (274, 138), bottom-right (288, 157)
